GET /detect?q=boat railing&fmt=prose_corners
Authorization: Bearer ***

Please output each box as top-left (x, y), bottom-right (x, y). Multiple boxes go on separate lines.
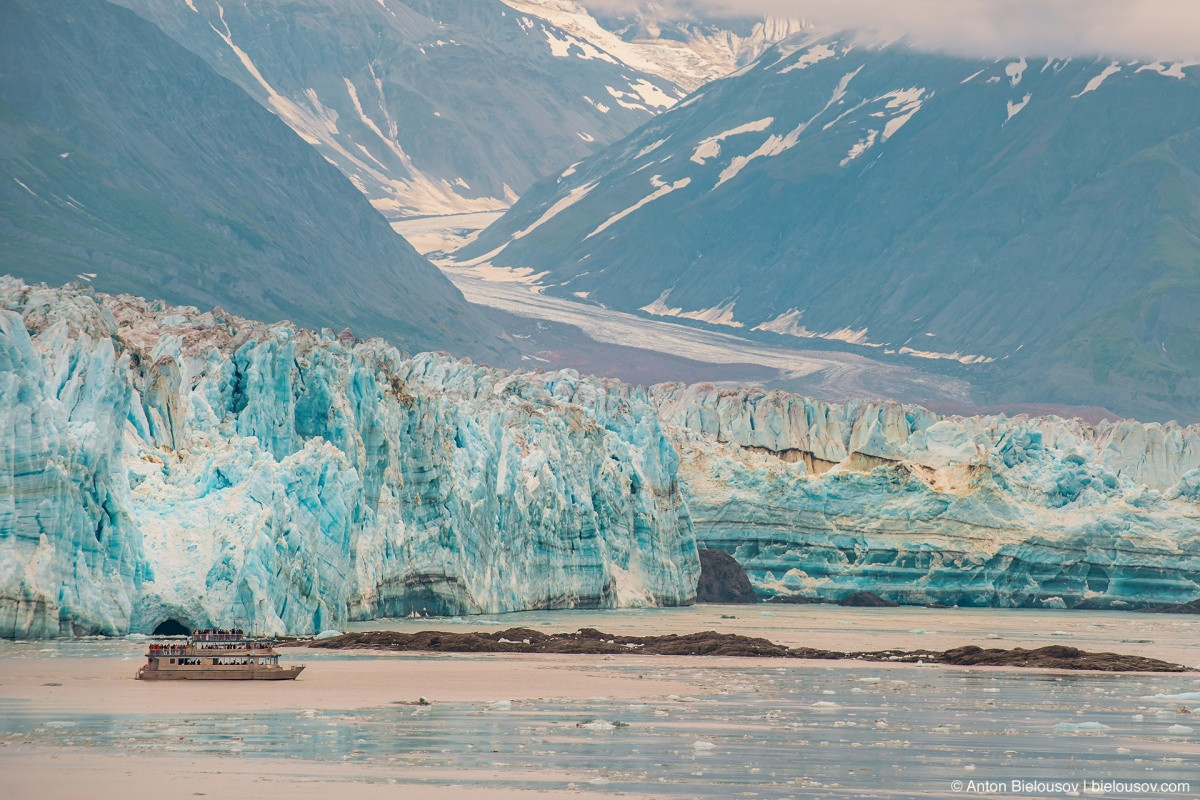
top-left (190, 632), bottom-right (247, 642)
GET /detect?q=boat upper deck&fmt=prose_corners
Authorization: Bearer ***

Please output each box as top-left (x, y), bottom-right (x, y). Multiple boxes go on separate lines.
top-left (145, 629), bottom-right (279, 657)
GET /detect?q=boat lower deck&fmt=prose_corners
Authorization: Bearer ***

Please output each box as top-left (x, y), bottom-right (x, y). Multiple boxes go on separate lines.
top-left (137, 665), bottom-right (304, 681)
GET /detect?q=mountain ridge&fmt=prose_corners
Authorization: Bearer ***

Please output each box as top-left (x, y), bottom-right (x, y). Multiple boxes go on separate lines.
top-left (457, 35), bottom-right (1200, 420)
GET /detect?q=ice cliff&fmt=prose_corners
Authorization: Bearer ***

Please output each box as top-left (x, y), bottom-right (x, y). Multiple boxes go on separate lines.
top-left (654, 385), bottom-right (1200, 609)
top-left (4, 281), bottom-right (1200, 638)
top-left (0, 280), bottom-right (696, 638)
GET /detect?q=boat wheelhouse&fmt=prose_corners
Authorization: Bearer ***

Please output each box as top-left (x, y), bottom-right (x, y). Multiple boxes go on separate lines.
top-left (136, 629), bottom-right (304, 680)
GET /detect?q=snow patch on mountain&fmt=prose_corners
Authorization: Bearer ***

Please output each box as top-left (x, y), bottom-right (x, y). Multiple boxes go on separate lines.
top-left (1006, 93), bottom-right (1032, 121)
top-left (715, 65), bottom-right (863, 187)
top-left (1005, 57), bottom-right (1027, 86)
top-left (690, 118), bottom-right (774, 165)
top-left (779, 42), bottom-right (836, 73)
top-left (640, 291), bottom-right (743, 328)
top-left (1074, 60), bottom-right (1122, 96)
top-left (586, 175), bottom-right (691, 239)
top-left (1136, 61), bottom-right (1198, 79)
top-left (840, 130), bottom-right (879, 166)
top-left (543, 23), bottom-right (619, 63)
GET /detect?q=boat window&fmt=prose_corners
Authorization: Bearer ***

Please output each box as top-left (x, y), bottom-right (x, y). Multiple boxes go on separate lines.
top-left (169, 658), bottom-right (175, 664)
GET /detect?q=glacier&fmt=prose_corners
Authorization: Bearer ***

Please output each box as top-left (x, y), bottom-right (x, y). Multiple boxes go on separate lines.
top-left (0, 279), bottom-right (697, 638)
top-left (654, 385), bottom-right (1200, 609)
top-left (3, 281), bottom-right (1200, 638)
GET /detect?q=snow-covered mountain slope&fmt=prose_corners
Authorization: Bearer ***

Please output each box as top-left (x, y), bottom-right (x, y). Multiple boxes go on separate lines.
top-left (501, 0), bottom-right (807, 91)
top-left (4, 281), bottom-right (1199, 637)
top-left (458, 34), bottom-right (1200, 421)
top-left (655, 384), bottom-right (1200, 609)
top-left (0, 0), bottom-right (511, 363)
top-left (0, 279), bottom-right (697, 638)
top-left (113, 0), bottom-right (797, 220)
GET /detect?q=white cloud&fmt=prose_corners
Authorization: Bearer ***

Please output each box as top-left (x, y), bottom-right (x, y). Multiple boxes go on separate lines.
top-left (580, 0), bottom-right (1200, 60)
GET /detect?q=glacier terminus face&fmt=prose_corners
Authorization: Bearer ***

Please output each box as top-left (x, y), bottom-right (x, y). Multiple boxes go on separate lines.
top-left (2, 280), bottom-right (1199, 638)
top-left (0, 279), bottom-right (697, 638)
top-left (654, 385), bottom-right (1200, 610)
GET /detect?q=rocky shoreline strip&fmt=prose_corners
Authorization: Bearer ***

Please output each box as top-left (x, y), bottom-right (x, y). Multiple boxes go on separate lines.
top-left (288, 628), bottom-right (1190, 672)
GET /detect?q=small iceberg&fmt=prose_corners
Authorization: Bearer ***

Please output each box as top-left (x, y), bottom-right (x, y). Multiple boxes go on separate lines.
top-left (1054, 721), bottom-right (1111, 734)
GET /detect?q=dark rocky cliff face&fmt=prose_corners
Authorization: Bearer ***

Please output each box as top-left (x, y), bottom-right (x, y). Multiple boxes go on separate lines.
top-left (696, 549), bottom-right (758, 604)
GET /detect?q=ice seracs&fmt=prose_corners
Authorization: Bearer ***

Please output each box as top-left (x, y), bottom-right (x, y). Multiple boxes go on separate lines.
top-left (5, 281), bottom-right (1200, 638)
top-left (0, 280), bottom-right (698, 638)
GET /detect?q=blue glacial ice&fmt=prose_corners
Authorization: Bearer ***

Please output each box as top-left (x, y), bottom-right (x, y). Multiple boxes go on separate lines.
top-left (4, 279), bottom-right (1200, 638)
top-left (653, 384), bottom-right (1200, 608)
top-left (0, 279), bottom-right (697, 637)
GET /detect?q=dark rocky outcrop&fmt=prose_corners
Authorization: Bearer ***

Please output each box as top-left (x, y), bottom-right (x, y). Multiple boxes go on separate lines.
top-left (1137, 599), bottom-right (1200, 614)
top-left (767, 594), bottom-right (830, 605)
top-left (695, 549), bottom-right (758, 604)
top-left (935, 645), bottom-right (1183, 672)
top-left (295, 628), bottom-right (1191, 672)
top-left (838, 591), bottom-right (899, 607)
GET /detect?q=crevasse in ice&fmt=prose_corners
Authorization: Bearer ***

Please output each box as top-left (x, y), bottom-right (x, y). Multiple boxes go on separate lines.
top-left (653, 384), bottom-right (1200, 608)
top-left (0, 279), bottom-right (697, 637)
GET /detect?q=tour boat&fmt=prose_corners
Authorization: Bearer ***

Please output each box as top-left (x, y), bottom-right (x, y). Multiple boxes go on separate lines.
top-left (136, 629), bottom-right (304, 680)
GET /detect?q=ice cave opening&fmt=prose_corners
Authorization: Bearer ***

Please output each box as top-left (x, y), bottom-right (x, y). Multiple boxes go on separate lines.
top-left (152, 619), bottom-right (190, 636)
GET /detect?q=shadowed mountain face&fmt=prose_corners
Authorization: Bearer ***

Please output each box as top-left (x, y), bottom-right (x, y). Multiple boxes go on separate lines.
top-left (111, 0), bottom-right (682, 219)
top-left (0, 0), bottom-right (512, 363)
top-left (459, 35), bottom-right (1200, 421)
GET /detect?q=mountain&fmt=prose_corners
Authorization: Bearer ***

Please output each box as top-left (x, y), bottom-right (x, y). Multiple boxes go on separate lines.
top-left (113, 0), bottom-right (804, 220)
top-left (504, 0), bottom-right (808, 91)
top-left (457, 34), bottom-right (1200, 421)
top-left (0, 0), bottom-right (509, 362)
top-left (5, 281), bottom-right (1198, 636)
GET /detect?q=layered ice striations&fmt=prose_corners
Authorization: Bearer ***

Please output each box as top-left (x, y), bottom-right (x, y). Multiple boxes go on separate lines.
top-left (5, 282), bottom-right (1200, 638)
top-left (653, 385), bottom-right (1200, 610)
top-left (0, 280), bottom-right (696, 638)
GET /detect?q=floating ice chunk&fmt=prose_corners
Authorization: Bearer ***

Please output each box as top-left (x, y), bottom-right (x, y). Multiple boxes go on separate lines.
top-left (813, 701), bottom-right (840, 708)
top-left (907, 629), bottom-right (926, 635)
top-left (692, 740), bottom-right (716, 750)
top-left (314, 629), bottom-right (343, 639)
top-left (1148, 692), bottom-right (1200, 701)
top-left (578, 719), bottom-right (617, 731)
top-left (1167, 724), bottom-right (1194, 734)
top-left (1054, 721), bottom-right (1111, 733)
top-left (489, 700), bottom-right (513, 710)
